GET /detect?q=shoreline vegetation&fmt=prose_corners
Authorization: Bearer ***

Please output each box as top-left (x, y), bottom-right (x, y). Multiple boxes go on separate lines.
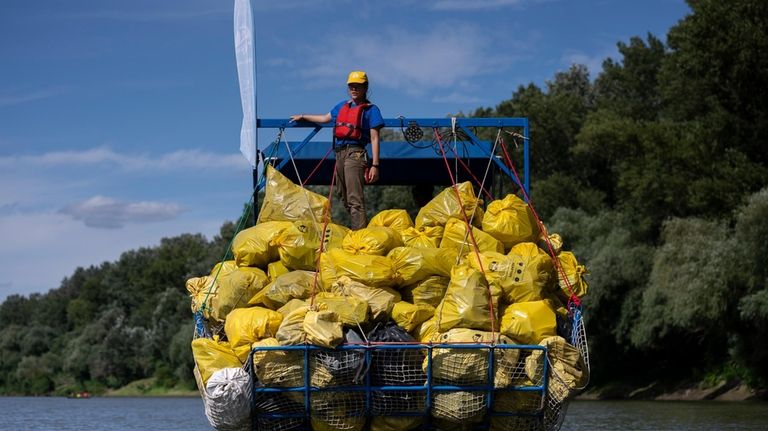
top-left (1, 0), bottom-right (767, 402)
top-left (4, 377), bottom-right (765, 402)
top-left (99, 379), bottom-right (765, 401)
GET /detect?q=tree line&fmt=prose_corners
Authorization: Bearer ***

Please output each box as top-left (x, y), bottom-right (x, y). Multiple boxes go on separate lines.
top-left (1, 0), bottom-right (766, 395)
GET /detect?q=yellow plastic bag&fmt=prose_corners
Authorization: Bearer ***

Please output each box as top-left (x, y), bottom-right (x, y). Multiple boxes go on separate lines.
top-left (303, 309), bottom-right (343, 348)
top-left (319, 248), bottom-right (398, 290)
top-left (555, 251), bottom-right (589, 302)
top-left (414, 316), bottom-right (440, 342)
top-left (401, 225), bottom-right (444, 248)
top-left (491, 390), bottom-right (544, 431)
top-left (392, 301), bottom-right (435, 332)
top-left (525, 336), bottom-right (588, 403)
top-left (209, 260), bottom-right (238, 277)
top-left (224, 306), bottom-right (283, 351)
top-left (368, 209), bottom-right (414, 232)
top-left (267, 260), bottom-right (289, 281)
top-left (314, 292), bottom-right (369, 326)
top-left (505, 242), bottom-right (556, 303)
top-left (432, 391), bottom-right (487, 423)
top-left (274, 220), bottom-right (349, 271)
top-left (210, 267), bottom-right (269, 322)
top-left (464, 251), bottom-right (513, 284)
top-left (310, 392), bottom-right (366, 431)
top-left (466, 250), bottom-right (548, 304)
top-left (401, 275), bottom-right (450, 308)
top-left (440, 217), bottom-right (504, 255)
top-left (232, 221), bottom-right (294, 268)
top-left (427, 328), bottom-right (515, 385)
top-left (275, 305), bottom-right (310, 345)
top-left (186, 276), bottom-right (217, 318)
top-left (388, 246), bottom-right (453, 287)
top-left (435, 265), bottom-right (495, 332)
top-left (371, 416), bottom-right (422, 431)
top-left (481, 194), bottom-right (538, 250)
top-left (251, 338), bottom-right (305, 388)
top-left (277, 298), bottom-right (308, 316)
top-left (332, 276), bottom-right (401, 321)
top-left (191, 337), bottom-right (242, 385)
top-left (500, 301), bottom-right (556, 344)
top-left (415, 182), bottom-right (484, 229)
top-left (248, 270), bottom-right (319, 309)
top-left (342, 226), bottom-right (403, 256)
top-left (542, 233), bottom-right (563, 255)
top-left (257, 165), bottom-right (329, 224)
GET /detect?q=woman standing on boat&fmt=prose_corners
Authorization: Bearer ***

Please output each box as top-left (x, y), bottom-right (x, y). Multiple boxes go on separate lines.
top-left (291, 70), bottom-right (384, 230)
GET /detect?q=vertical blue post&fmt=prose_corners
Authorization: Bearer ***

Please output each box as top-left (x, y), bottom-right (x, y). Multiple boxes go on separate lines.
top-left (424, 345), bottom-right (433, 430)
top-left (486, 346), bottom-right (495, 425)
top-left (364, 347), bottom-right (372, 417)
top-left (540, 346), bottom-right (549, 424)
top-left (304, 347), bottom-right (311, 423)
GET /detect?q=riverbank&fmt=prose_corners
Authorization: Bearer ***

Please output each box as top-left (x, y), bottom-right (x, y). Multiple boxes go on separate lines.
top-left (103, 378), bottom-right (199, 397)
top-left (579, 379), bottom-right (767, 401)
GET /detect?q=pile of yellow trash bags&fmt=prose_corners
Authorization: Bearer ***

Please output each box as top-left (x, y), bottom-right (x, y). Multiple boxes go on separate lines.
top-left (188, 166), bottom-right (589, 431)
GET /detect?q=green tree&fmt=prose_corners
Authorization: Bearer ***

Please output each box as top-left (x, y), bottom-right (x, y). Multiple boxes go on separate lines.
top-left (661, 0), bottom-right (768, 165)
top-left (630, 217), bottom-right (735, 370)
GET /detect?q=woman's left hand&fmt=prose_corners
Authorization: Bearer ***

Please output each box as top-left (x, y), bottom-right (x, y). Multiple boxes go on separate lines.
top-left (366, 166), bottom-right (379, 183)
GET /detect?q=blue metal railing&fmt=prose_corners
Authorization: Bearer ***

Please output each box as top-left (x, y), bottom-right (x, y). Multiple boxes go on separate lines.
top-left (255, 117), bottom-right (530, 195)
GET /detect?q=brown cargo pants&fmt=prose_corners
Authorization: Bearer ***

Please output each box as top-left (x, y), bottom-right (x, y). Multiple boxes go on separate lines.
top-left (335, 145), bottom-right (368, 230)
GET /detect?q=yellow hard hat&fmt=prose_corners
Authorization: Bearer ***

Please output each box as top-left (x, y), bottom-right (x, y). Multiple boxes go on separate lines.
top-left (347, 70), bottom-right (368, 84)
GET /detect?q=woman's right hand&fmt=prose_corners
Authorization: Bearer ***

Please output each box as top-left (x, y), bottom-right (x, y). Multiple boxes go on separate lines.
top-left (289, 114), bottom-right (303, 122)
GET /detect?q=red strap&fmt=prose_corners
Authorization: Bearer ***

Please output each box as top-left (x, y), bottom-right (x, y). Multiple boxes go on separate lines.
top-left (498, 137), bottom-right (581, 309)
top-left (434, 128), bottom-right (497, 335)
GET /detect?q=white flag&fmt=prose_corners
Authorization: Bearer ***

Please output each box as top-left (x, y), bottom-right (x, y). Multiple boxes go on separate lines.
top-left (234, 0), bottom-right (256, 168)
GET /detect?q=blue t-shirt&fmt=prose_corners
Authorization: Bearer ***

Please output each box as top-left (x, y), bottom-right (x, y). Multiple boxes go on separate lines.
top-left (331, 100), bottom-right (384, 146)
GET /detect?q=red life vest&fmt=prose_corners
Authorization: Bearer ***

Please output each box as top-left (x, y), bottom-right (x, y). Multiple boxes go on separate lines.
top-left (334, 101), bottom-right (370, 141)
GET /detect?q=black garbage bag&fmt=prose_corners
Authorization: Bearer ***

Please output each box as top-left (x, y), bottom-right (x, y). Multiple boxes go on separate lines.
top-left (366, 321), bottom-right (426, 386)
top-left (365, 321), bottom-right (427, 415)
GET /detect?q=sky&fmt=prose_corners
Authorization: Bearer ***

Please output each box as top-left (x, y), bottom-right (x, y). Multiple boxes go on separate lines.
top-left (0, 0), bottom-right (691, 300)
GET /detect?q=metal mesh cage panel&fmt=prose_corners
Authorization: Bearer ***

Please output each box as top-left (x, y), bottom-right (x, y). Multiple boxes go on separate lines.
top-left (247, 343), bottom-right (583, 431)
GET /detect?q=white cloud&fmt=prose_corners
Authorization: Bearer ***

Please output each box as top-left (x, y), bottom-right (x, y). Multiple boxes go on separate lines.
top-left (301, 25), bottom-right (505, 96)
top-left (0, 211), bottom-right (223, 300)
top-left (59, 195), bottom-right (184, 229)
top-left (0, 88), bottom-right (69, 108)
top-left (0, 147), bottom-right (246, 171)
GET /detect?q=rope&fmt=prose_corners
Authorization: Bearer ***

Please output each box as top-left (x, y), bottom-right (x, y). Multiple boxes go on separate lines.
top-left (194, 197), bottom-right (255, 338)
top-left (302, 146), bottom-right (335, 186)
top-left (441, 141), bottom-right (495, 202)
top-left (454, 129), bottom-right (501, 260)
top-left (193, 128), bottom-right (292, 339)
top-left (279, 128), bottom-right (322, 232)
top-left (498, 135), bottom-right (581, 310)
top-left (433, 128), bottom-right (497, 339)
top-left (308, 164), bottom-right (338, 310)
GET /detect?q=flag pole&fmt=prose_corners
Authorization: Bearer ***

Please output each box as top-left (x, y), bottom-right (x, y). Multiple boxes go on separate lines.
top-left (250, 0), bottom-right (259, 225)
top-left (234, 0), bottom-right (258, 225)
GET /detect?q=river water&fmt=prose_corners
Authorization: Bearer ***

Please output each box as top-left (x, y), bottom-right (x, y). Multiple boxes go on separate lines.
top-left (0, 397), bottom-right (765, 430)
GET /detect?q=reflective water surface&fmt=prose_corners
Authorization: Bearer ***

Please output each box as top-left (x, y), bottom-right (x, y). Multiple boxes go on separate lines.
top-left (562, 400), bottom-right (768, 431)
top-left (0, 397), bottom-right (766, 430)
